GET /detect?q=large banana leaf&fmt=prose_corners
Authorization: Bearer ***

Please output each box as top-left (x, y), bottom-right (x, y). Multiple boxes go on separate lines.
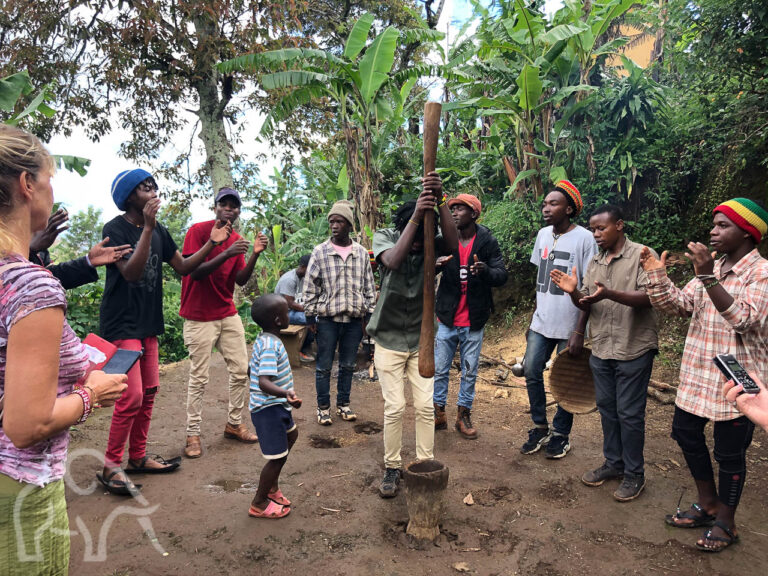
top-left (358, 27), bottom-right (399, 104)
top-left (516, 64), bottom-right (542, 110)
top-left (218, 49), bottom-right (344, 74)
top-left (344, 13), bottom-right (374, 61)
top-left (261, 71), bottom-right (329, 91)
top-left (541, 23), bottom-right (589, 45)
top-left (0, 71), bottom-right (33, 112)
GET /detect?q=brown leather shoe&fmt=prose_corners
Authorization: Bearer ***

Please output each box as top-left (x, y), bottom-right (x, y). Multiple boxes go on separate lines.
top-left (184, 435), bottom-right (202, 458)
top-left (434, 404), bottom-right (447, 430)
top-left (224, 423), bottom-right (258, 444)
top-left (455, 406), bottom-right (478, 439)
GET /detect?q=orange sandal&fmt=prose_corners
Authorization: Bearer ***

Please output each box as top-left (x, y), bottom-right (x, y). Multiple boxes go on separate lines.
top-left (268, 489), bottom-right (291, 506)
top-left (248, 500), bottom-right (291, 519)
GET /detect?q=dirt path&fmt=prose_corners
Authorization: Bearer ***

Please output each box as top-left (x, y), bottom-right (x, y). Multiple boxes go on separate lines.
top-left (65, 328), bottom-right (768, 575)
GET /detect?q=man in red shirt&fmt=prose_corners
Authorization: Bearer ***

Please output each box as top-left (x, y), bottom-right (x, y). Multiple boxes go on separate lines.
top-left (433, 194), bottom-right (507, 438)
top-left (180, 187), bottom-right (268, 458)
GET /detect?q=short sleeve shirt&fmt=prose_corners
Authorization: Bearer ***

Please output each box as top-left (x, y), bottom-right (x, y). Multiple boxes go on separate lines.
top-left (99, 216), bottom-right (178, 341)
top-left (0, 256), bottom-right (89, 486)
top-left (275, 269), bottom-right (303, 303)
top-left (249, 333), bottom-right (294, 412)
top-left (530, 225), bottom-right (597, 340)
top-left (179, 220), bottom-right (246, 321)
top-left (366, 228), bottom-right (424, 352)
top-left (581, 238), bottom-right (659, 361)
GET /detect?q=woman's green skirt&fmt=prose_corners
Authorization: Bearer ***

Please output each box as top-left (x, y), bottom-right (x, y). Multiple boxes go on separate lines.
top-left (0, 473), bottom-right (69, 576)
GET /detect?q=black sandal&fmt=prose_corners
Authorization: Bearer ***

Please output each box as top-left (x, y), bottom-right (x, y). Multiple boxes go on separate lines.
top-left (664, 503), bottom-right (716, 529)
top-left (96, 469), bottom-right (142, 496)
top-left (696, 520), bottom-right (739, 552)
top-left (126, 454), bottom-right (182, 474)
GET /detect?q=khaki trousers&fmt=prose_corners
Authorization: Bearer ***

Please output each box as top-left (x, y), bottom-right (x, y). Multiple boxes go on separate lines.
top-left (376, 344), bottom-right (434, 469)
top-left (184, 315), bottom-right (249, 435)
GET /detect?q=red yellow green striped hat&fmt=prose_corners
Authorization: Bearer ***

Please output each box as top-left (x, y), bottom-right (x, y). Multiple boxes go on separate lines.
top-left (553, 180), bottom-right (583, 216)
top-left (713, 198), bottom-right (768, 243)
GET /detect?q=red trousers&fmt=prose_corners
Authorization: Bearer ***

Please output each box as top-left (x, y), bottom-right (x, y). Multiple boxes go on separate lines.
top-left (104, 337), bottom-right (159, 467)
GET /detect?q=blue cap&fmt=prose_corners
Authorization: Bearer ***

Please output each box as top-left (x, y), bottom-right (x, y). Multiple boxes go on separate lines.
top-left (215, 187), bottom-right (241, 206)
top-left (111, 169), bottom-right (153, 211)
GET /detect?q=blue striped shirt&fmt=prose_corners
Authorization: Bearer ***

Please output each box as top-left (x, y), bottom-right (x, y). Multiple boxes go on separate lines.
top-left (249, 333), bottom-right (294, 413)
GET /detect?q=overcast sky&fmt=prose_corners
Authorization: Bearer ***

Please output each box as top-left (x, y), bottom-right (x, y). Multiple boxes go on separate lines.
top-left (47, 0), bottom-right (561, 226)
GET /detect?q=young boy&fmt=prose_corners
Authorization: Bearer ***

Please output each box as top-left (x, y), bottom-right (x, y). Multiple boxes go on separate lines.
top-left (99, 169), bottom-right (232, 495)
top-left (248, 294), bottom-right (303, 518)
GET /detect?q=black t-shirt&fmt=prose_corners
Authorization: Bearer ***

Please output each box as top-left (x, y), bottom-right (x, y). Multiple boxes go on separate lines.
top-left (99, 215), bottom-right (178, 341)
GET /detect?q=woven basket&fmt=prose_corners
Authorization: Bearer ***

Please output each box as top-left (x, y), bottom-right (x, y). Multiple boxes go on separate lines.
top-left (549, 347), bottom-right (597, 414)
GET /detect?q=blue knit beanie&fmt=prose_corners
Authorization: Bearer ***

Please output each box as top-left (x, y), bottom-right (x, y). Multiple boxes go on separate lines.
top-left (111, 169), bottom-right (153, 211)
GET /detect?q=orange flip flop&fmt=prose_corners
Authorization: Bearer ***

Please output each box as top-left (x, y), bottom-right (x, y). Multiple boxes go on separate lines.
top-left (248, 500), bottom-right (290, 519)
top-left (267, 489), bottom-right (291, 506)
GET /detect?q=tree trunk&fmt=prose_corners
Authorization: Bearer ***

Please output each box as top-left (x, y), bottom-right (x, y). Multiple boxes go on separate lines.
top-left (343, 121), bottom-right (377, 248)
top-left (192, 12), bottom-right (234, 193)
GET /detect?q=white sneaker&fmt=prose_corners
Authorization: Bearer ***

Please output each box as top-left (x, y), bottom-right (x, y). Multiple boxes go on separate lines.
top-left (317, 408), bottom-right (332, 426)
top-left (336, 405), bottom-right (357, 421)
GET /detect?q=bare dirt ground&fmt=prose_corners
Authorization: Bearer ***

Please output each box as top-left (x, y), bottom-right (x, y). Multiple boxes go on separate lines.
top-left (65, 326), bottom-right (768, 576)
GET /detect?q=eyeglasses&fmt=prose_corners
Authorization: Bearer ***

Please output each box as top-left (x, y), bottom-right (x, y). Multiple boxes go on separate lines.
top-left (136, 179), bottom-right (158, 193)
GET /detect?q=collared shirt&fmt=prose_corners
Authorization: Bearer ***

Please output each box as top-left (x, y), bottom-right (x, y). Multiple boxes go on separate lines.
top-left (647, 249), bottom-right (768, 420)
top-left (582, 238), bottom-right (658, 361)
top-left (303, 239), bottom-right (376, 322)
top-left (366, 228), bottom-right (425, 353)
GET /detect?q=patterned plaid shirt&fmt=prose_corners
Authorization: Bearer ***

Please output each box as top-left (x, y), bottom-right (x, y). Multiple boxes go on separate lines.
top-left (647, 249), bottom-right (768, 420)
top-left (303, 239), bottom-right (376, 322)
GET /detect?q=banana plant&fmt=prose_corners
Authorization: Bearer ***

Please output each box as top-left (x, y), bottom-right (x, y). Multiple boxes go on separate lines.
top-left (1, 70), bottom-right (91, 175)
top-left (443, 0), bottom-right (640, 197)
top-left (219, 14), bottom-right (443, 246)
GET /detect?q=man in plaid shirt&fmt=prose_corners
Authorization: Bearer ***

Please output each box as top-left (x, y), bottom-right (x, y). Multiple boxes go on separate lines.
top-left (641, 197), bottom-right (768, 553)
top-left (304, 200), bottom-right (376, 426)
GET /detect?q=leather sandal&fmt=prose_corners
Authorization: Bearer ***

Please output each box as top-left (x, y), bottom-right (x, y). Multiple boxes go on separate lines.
top-left (696, 521), bottom-right (739, 552)
top-left (97, 468), bottom-right (142, 496)
top-left (126, 454), bottom-right (181, 474)
top-left (665, 503), bottom-right (716, 529)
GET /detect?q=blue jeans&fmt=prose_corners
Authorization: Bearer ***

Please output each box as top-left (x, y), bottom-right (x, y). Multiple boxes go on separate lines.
top-left (288, 310), bottom-right (313, 352)
top-left (315, 318), bottom-right (363, 408)
top-left (590, 350), bottom-right (655, 475)
top-left (433, 323), bottom-right (484, 409)
top-left (524, 329), bottom-right (573, 436)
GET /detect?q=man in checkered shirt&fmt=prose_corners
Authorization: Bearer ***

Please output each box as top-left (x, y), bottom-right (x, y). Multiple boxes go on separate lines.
top-left (303, 200), bottom-right (376, 426)
top-left (641, 197), bottom-right (768, 553)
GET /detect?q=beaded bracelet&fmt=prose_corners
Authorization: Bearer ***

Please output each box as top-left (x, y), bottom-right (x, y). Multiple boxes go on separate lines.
top-left (72, 386), bottom-right (93, 425)
top-left (696, 274), bottom-right (717, 282)
top-left (408, 218), bottom-right (420, 226)
top-left (703, 278), bottom-right (720, 290)
top-left (438, 194), bottom-right (448, 207)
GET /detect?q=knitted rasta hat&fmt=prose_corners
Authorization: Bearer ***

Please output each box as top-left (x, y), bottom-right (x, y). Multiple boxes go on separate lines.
top-left (713, 198), bottom-right (768, 243)
top-left (111, 168), bottom-right (153, 211)
top-left (553, 180), bottom-right (583, 216)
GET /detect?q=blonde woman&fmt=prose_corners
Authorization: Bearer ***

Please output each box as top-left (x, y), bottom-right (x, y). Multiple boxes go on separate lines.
top-left (0, 124), bottom-right (127, 575)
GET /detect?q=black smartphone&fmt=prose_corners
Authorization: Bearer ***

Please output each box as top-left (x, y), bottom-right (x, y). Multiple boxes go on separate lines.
top-left (713, 354), bottom-right (760, 394)
top-left (103, 349), bottom-right (143, 375)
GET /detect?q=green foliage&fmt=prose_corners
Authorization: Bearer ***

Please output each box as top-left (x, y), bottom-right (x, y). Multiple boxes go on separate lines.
top-left (65, 281), bottom-right (103, 339)
top-left (158, 278), bottom-right (187, 364)
top-left (50, 206), bottom-right (103, 263)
